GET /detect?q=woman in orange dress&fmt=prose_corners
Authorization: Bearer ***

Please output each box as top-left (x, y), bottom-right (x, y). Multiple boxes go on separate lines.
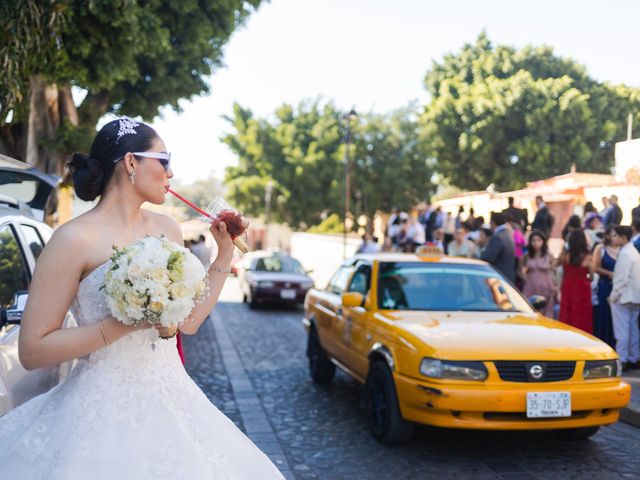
top-left (559, 229), bottom-right (594, 334)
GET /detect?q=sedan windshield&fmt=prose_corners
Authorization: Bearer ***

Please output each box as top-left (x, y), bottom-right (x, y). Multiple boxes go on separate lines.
top-left (254, 256), bottom-right (305, 275)
top-left (377, 262), bottom-right (532, 313)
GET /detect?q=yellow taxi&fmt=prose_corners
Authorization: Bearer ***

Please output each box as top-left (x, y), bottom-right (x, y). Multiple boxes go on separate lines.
top-left (302, 249), bottom-right (630, 444)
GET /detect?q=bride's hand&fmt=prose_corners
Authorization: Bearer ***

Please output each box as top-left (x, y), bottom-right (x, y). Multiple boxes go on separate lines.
top-left (155, 324), bottom-right (178, 338)
top-left (209, 221), bottom-right (234, 263)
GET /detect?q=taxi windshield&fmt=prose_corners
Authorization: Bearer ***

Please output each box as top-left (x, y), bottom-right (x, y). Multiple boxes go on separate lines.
top-left (377, 262), bottom-right (532, 313)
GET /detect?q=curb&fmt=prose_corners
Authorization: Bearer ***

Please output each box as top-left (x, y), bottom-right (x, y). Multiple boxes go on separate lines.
top-left (209, 312), bottom-right (295, 480)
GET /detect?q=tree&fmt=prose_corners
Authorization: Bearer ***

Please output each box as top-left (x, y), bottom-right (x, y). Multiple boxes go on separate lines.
top-left (223, 99), bottom-right (434, 229)
top-left (0, 0), bottom-right (262, 176)
top-left (421, 33), bottom-right (640, 191)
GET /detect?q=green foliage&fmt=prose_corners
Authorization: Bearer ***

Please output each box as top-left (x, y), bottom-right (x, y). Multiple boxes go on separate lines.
top-left (1, 0), bottom-right (263, 162)
top-left (165, 175), bottom-right (223, 219)
top-left (223, 99), bottom-right (434, 229)
top-left (307, 213), bottom-right (344, 234)
top-left (421, 33), bottom-right (640, 191)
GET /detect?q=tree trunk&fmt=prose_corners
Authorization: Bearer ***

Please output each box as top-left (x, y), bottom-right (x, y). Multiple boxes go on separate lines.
top-left (26, 76), bottom-right (61, 173)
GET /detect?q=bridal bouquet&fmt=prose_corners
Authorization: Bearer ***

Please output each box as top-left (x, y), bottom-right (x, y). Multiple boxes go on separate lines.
top-left (101, 236), bottom-right (207, 338)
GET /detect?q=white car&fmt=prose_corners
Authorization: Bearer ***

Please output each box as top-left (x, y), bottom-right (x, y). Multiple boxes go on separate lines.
top-left (0, 157), bottom-right (76, 415)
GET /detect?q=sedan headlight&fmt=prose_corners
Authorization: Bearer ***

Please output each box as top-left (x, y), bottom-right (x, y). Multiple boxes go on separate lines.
top-left (301, 280), bottom-right (314, 289)
top-left (419, 358), bottom-right (488, 381)
top-left (583, 360), bottom-right (621, 379)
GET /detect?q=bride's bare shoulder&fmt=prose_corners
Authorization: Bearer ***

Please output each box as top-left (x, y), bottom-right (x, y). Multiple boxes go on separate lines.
top-left (142, 209), bottom-right (183, 243)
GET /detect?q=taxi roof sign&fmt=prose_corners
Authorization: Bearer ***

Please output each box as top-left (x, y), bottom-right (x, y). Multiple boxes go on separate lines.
top-left (416, 245), bottom-right (445, 259)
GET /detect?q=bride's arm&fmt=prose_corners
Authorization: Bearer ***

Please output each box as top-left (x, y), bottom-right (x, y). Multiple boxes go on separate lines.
top-left (163, 219), bottom-right (234, 335)
top-left (19, 225), bottom-right (140, 370)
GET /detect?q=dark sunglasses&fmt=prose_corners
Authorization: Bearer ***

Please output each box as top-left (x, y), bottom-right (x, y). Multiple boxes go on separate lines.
top-left (114, 152), bottom-right (172, 172)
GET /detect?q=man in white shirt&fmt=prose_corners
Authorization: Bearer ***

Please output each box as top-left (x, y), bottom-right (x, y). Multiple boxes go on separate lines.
top-left (610, 226), bottom-right (640, 370)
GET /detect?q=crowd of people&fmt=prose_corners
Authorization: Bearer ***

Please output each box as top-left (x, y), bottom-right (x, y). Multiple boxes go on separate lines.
top-left (367, 195), bottom-right (640, 371)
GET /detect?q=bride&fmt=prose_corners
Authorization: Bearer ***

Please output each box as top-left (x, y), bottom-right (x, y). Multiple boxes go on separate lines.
top-left (0, 118), bottom-right (284, 479)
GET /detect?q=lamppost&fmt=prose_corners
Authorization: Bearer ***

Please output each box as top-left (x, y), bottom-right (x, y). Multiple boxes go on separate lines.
top-left (342, 109), bottom-right (357, 259)
top-left (264, 179), bottom-right (274, 248)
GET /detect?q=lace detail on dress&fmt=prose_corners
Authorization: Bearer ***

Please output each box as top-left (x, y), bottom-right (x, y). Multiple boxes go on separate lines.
top-left (0, 264), bottom-right (283, 479)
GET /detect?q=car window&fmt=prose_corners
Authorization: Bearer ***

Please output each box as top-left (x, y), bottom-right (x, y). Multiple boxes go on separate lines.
top-left (0, 224), bottom-right (31, 308)
top-left (348, 264), bottom-right (371, 295)
top-left (20, 224), bottom-right (45, 261)
top-left (328, 266), bottom-right (355, 295)
top-left (377, 262), bottom-right (532, 312)
top-left (254, 256), bottom-right (305, 274)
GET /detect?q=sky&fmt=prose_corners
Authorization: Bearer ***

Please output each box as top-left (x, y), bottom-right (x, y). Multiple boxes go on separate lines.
top-left (145, 0), bottom-right (640, 185)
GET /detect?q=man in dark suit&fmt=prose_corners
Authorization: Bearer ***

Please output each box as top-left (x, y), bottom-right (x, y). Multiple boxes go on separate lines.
top-left (603, 195), bottom-right (623, 227)
top-left (502, 197), bottom-right (527, 231)
top-left (632, 198), bottom-right (640, 223)
top-left (481, 212), bottom-right (516, 284)
top-left (530, 196), bottom-right (552, 236)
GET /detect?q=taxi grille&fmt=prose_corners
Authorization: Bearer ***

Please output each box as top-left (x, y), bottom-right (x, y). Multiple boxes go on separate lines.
top-left (494, 361), bottom-right (576, 382)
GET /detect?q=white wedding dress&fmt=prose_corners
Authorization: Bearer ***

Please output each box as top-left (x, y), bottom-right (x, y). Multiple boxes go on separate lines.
top-left (0, 262), bottom-right (284, 479)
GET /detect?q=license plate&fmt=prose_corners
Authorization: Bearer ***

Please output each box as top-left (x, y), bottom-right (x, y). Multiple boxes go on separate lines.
top-left (280, 289), bottom-right (296, 299)
top-left (526, 392), bottom-right (571, 418)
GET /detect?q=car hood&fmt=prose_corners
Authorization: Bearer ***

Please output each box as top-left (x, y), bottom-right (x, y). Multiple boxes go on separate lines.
top-left (249, 272), bottom-right (312, 284)
top-left (376, 310), bottom-right (615, 360)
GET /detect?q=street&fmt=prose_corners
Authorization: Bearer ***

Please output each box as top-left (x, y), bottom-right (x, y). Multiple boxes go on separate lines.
top-left (183, 278), bottom-right (640, 480)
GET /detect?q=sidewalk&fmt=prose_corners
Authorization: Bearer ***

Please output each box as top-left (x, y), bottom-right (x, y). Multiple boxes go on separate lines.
top-left (621, 370), bottom-right (640, 427)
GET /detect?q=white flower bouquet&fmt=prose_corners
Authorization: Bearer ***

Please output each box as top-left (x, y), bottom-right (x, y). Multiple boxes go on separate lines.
top-left (101, 236), bottom-right (207, 338)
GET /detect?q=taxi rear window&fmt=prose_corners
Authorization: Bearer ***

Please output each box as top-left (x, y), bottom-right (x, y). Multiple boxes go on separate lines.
top-left (377, 262), bottom-right (531, 312)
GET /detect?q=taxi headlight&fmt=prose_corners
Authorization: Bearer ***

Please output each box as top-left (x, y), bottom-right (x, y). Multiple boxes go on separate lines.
top-left (583, 360), bottom-right (620, 379)
top-left (419, 358), bottom-right (488, 381)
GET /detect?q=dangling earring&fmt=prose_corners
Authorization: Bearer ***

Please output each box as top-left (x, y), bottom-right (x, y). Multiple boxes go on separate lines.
top-left (129, 170), bottom-right (136, 184)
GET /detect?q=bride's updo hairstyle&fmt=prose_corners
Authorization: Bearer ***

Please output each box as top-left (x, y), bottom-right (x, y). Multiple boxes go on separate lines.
top-left (69, 117), bottom-right (159, 201)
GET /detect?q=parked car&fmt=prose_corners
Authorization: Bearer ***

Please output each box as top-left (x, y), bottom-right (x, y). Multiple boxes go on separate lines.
top-left (303, 250), bottom-right (630, 444)
top-left (0, 158), bottom-right (74, 416)
top-left (0, 154), bottom-right (59, 223)
top-left (238, 251), bottom-right (314, 307)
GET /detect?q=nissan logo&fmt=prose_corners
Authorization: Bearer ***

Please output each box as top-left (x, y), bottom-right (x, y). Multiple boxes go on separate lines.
top-left (529, 364), bottom-right (544, 379)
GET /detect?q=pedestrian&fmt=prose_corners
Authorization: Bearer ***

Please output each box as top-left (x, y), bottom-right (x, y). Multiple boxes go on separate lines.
top-left (455, 206), bottom-right (465, 229)
top-left (473, 226), bottom-right (492, 259)
top-left (190, 234), bottom-right (213, 268)
top-left (584, 212), bottom-right (603, 248)
top-left (603, 195), bottom-right (623, 227)
top-left (430, 227), bottom-right (445, 252)
top-left (632, 197), bottom-right (640, 223)
top-left (559, 229), bottom-right (593, 334)
top-left (519, 230), bottom-right (556, 317)
top-left (481, 212), bottom-right (517, 284)
top-left (531, 195), bottom-right (553, 237)
top-left (447, 226), bottom-right (475, 258)
top-left (399, 216), bottom-right (425, 253)
top-left (600, 196), bottom-right (611, 219)
top-left (592, 225), bottom-right (619, 347)
top-left (583, 201), bottom-right (597, 216)
top-left (426, 206), bottom-right (443, 243)
top-left (609, 225), bottom-right (640, 370)
top-left (502, 196), bottom-right (527, 231)
top-left (631, 219), bottom-right (640, 253)
top-left (356, 231), bottom-right (381, 254)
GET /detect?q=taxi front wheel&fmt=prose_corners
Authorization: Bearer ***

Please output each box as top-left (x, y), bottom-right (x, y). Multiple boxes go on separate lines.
top-left (365, 361), bottom-right (415, 444)
top-left (307, 328), bottom-right (336, 384)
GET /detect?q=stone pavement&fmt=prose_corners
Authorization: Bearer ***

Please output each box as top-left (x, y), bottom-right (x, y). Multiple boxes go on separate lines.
top-left (621, 370), bottom-right (640, 427)
top-left (182, 277), bottom-right (640, 479)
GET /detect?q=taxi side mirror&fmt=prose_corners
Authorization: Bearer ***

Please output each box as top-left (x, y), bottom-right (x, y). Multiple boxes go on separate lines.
top-left (528, 295), bottom-right (547, 312)
top-left (342, 292), bottom-right (364, 308)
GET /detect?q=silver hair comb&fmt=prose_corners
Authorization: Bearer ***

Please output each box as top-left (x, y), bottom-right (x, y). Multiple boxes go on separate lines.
top-left (116, 117), bottom-right (140, 141)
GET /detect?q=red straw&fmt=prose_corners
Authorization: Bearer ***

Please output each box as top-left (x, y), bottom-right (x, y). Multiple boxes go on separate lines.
top-left (168, 188), bottom-right (214, 220)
